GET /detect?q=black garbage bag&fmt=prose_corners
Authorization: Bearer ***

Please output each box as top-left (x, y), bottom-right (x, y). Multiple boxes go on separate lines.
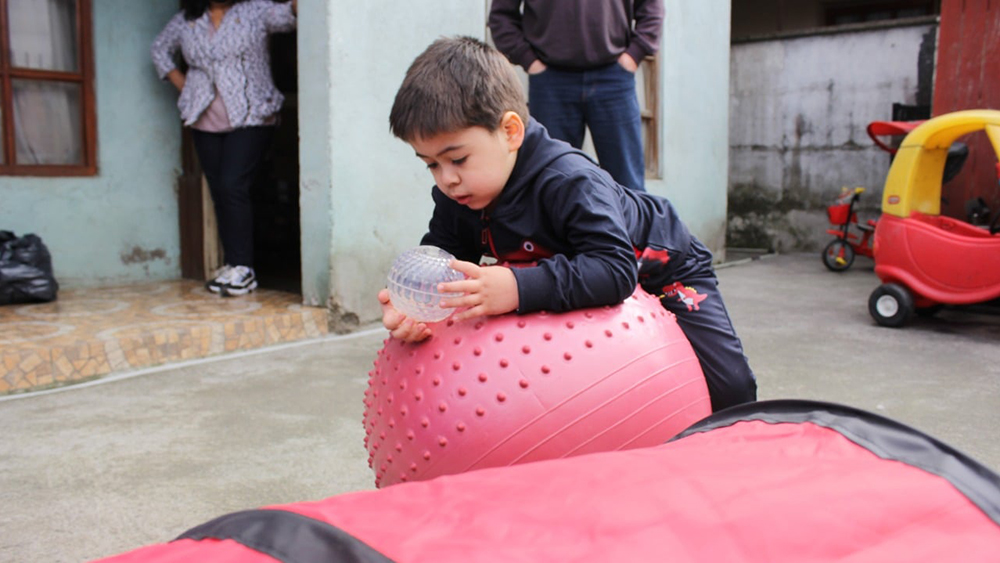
top-left (0, 230), bottom-right (59, 305)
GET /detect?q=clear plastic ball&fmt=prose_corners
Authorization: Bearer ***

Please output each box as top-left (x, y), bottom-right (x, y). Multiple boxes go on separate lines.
top-left (387, 246), bottom-right (465, 323)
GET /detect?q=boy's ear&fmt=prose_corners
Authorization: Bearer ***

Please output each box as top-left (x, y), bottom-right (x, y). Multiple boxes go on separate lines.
top-left (500, 111), bottom-right (525, 151)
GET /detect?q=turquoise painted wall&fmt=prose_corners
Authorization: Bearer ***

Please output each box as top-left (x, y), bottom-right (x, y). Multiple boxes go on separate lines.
top-left (299, 1), bottom-right (732, 323)
top-left (296, 0), bottom-right (334, 308)
top-left (297, 1), bottom-right (488, 321)
top-left (651, 0), bottom-right (732, 258)
top-left (0, 1), bottom-right (181, 287)
top-left (329, 3), bottom-right (489, 324)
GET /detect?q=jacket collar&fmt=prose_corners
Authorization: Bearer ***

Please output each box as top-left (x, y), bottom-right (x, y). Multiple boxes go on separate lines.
top-left (491, 118), bottom-right (591, 211)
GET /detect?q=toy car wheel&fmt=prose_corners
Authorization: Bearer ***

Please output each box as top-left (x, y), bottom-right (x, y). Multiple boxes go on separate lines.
top-left (868, 284), bottom-right (914, 328)
top-left (822, 240), bottom-right (855, 272)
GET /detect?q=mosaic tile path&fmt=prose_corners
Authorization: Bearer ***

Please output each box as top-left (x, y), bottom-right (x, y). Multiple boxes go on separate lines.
top-left (0, 281), bottom-right (329, 395)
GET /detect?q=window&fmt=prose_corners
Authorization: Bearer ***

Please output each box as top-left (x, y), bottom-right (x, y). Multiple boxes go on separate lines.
top-left (637, 55), bottom-right (659, 179)
top-left (825, 1), bottom-right (939, 27)
top-left (0, 0), bottom-right (96, 176)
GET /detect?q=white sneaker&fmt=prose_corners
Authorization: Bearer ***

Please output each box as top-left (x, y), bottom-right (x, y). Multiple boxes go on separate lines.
top-left (221, 265), bottom-right (258, 296)
top-left (205, 265), bottom-right (235, 294)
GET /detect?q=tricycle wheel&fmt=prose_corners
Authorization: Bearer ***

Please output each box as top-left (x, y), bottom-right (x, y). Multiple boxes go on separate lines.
top-left (822, 240), bottom-right (855, 271)
top-left (868, 283), bottom-right (914, 328)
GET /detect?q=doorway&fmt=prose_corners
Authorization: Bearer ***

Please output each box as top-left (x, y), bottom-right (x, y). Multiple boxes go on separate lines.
top-left (177, 16), bottom-right (300, 294)
top-left (251, 30), bottom-right (300, 293)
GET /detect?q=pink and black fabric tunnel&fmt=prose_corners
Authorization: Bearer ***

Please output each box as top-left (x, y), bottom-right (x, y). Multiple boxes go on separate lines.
top-left (96, 400), bottom-right (1000, 562)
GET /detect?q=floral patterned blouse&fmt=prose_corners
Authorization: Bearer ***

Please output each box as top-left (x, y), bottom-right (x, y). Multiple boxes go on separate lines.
top-left (151, 0), bottom-right (296, 128)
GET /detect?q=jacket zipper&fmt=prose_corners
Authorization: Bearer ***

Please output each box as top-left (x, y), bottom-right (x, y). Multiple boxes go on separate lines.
top-left (481, 211), bottom-right (500, 259)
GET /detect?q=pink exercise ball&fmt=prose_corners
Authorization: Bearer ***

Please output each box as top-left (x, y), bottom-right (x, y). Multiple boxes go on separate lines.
top-left (363, 287), bottom-right (710, 488)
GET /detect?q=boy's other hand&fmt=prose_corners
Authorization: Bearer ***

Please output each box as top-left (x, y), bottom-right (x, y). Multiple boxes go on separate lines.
top-left (439, 261), bottom-right (519, 321)
top-left (378, 288), bottom-right (432, 343)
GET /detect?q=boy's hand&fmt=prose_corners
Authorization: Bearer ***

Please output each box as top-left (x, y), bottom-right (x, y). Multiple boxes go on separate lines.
top-left (378, 288), bottom-right (432, 343)
top-left (439, 261), bottom-right (519, 322)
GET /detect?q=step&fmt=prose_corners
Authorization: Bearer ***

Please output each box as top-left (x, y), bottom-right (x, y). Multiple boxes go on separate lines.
top-left (0, 281), bottom-right (329, 395)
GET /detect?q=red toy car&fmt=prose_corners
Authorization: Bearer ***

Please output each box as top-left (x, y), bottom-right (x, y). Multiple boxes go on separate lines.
top-left (867, 110), bottom-right (1000, 327)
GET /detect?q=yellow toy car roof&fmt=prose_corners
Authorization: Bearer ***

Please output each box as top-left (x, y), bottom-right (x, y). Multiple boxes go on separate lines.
top-left (881, 109), bottom-right (1000, 218)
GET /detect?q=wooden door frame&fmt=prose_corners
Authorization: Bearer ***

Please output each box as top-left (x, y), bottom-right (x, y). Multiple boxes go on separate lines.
top-left (178, 127), bottom-right (220, 280)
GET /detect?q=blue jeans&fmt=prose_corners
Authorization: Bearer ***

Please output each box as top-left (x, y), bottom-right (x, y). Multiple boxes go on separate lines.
top-left (529, 63), bottom-right (646, 192)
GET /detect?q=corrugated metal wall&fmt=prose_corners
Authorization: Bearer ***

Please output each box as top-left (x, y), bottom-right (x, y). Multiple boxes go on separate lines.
top-left (933, 0), bottom-right (1000, 219)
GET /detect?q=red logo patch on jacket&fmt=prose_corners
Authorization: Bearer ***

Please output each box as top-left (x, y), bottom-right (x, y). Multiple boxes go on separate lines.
top-left (499, 240), bottom-right (554, 263)
top-left (637, 247), bottom-right (671, 266)
top-left (663, 282), bottom-right (707, 311)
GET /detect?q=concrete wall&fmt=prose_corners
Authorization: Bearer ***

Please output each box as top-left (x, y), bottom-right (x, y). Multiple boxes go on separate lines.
top-left (303, 0), bottom-right (734, 326)
top-left (297, 1), bottom-right (488, 324)
top-left (296, 0), bottom-right (334, 309)
top-left (653, 0), bottom-right (732, 257)
top-left (728, 21), bottom-right (937, 251)
top-left (0, 1), bottom-right (181, 287)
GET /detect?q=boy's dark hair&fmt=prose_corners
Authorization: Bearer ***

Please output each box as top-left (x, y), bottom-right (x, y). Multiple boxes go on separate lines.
top-left (182, 0), bottom-right (249, 21)
top-left (390, 36), bottom-right (529, 142)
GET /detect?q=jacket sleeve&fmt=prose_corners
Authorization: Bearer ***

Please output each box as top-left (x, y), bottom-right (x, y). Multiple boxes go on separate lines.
top-left (150, 12), bottom-right (185, 80)
top-left (419, 187), bottom-right (482, 263)
top-left (512, 171), bottom-right (638, 313)
top-left (259, 0), bottom-right (297, 33)
top-left (487, 0), bottom-right (538, 70)
top-left (625, 0), bottom-right (664, 64)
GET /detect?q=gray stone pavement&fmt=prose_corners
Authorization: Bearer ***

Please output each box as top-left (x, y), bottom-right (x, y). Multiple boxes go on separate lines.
top-left (1, 252), bottom-right (998, 562)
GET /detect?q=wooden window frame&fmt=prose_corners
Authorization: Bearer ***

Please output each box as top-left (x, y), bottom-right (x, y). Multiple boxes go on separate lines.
top-left (0, 0), bottom-right (97, 176)
top-left (640, 54), bottom-right (660, 179)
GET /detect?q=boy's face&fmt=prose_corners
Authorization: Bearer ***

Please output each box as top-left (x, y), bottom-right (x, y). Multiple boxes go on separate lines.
top-left (410, 113), bottom-right (524, 211)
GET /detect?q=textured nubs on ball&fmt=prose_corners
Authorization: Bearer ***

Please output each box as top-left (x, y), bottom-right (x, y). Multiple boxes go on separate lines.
top-left (363, 288), bottom-right (712, 488)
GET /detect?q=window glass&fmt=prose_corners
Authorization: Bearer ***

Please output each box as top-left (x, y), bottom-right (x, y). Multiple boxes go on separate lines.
top-left (7, 0), bottom-right (78, 72)
top-left (12, 79), bottom-right (83, 165)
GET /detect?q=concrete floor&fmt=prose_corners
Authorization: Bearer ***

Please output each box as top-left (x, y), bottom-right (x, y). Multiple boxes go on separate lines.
top-left (2, 252), bottom-right (998, 562)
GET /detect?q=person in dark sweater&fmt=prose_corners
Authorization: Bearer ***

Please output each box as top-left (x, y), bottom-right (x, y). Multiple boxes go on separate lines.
top-left (488, 0), bottom-right (663, 192)
top-left (380, 36), bottom-right (756, 412)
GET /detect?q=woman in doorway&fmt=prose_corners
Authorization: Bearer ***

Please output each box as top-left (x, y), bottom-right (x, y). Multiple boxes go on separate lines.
top-left (151, 0), bottom-right (297, 296)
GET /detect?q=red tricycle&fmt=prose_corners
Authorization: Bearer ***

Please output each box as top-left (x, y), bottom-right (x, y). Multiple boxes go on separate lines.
top-left (821, 186), bottom-right (876, 271)
top-left (820, 119), bottom-right (929, 272)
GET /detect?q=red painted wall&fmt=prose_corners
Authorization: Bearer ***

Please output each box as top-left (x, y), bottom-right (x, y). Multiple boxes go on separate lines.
top-left (933, 0), bottom-right (1000, 221)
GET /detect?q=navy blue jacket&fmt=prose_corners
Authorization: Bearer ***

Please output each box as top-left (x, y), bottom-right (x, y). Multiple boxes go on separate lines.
top-left (422, 119), bottom-right (699, 314)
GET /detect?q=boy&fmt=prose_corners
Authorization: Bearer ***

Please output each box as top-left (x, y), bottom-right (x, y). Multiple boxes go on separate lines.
top-left (379, 36), bottom-right (755, 412)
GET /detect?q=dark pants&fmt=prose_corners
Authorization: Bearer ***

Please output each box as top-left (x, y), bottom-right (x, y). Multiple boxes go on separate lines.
top-left (528, 63), bottom-right (646, 192)
top-left (640, 241), bottom-right (758, 412)
top-left (191, 126), bottom-right (274, 268)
